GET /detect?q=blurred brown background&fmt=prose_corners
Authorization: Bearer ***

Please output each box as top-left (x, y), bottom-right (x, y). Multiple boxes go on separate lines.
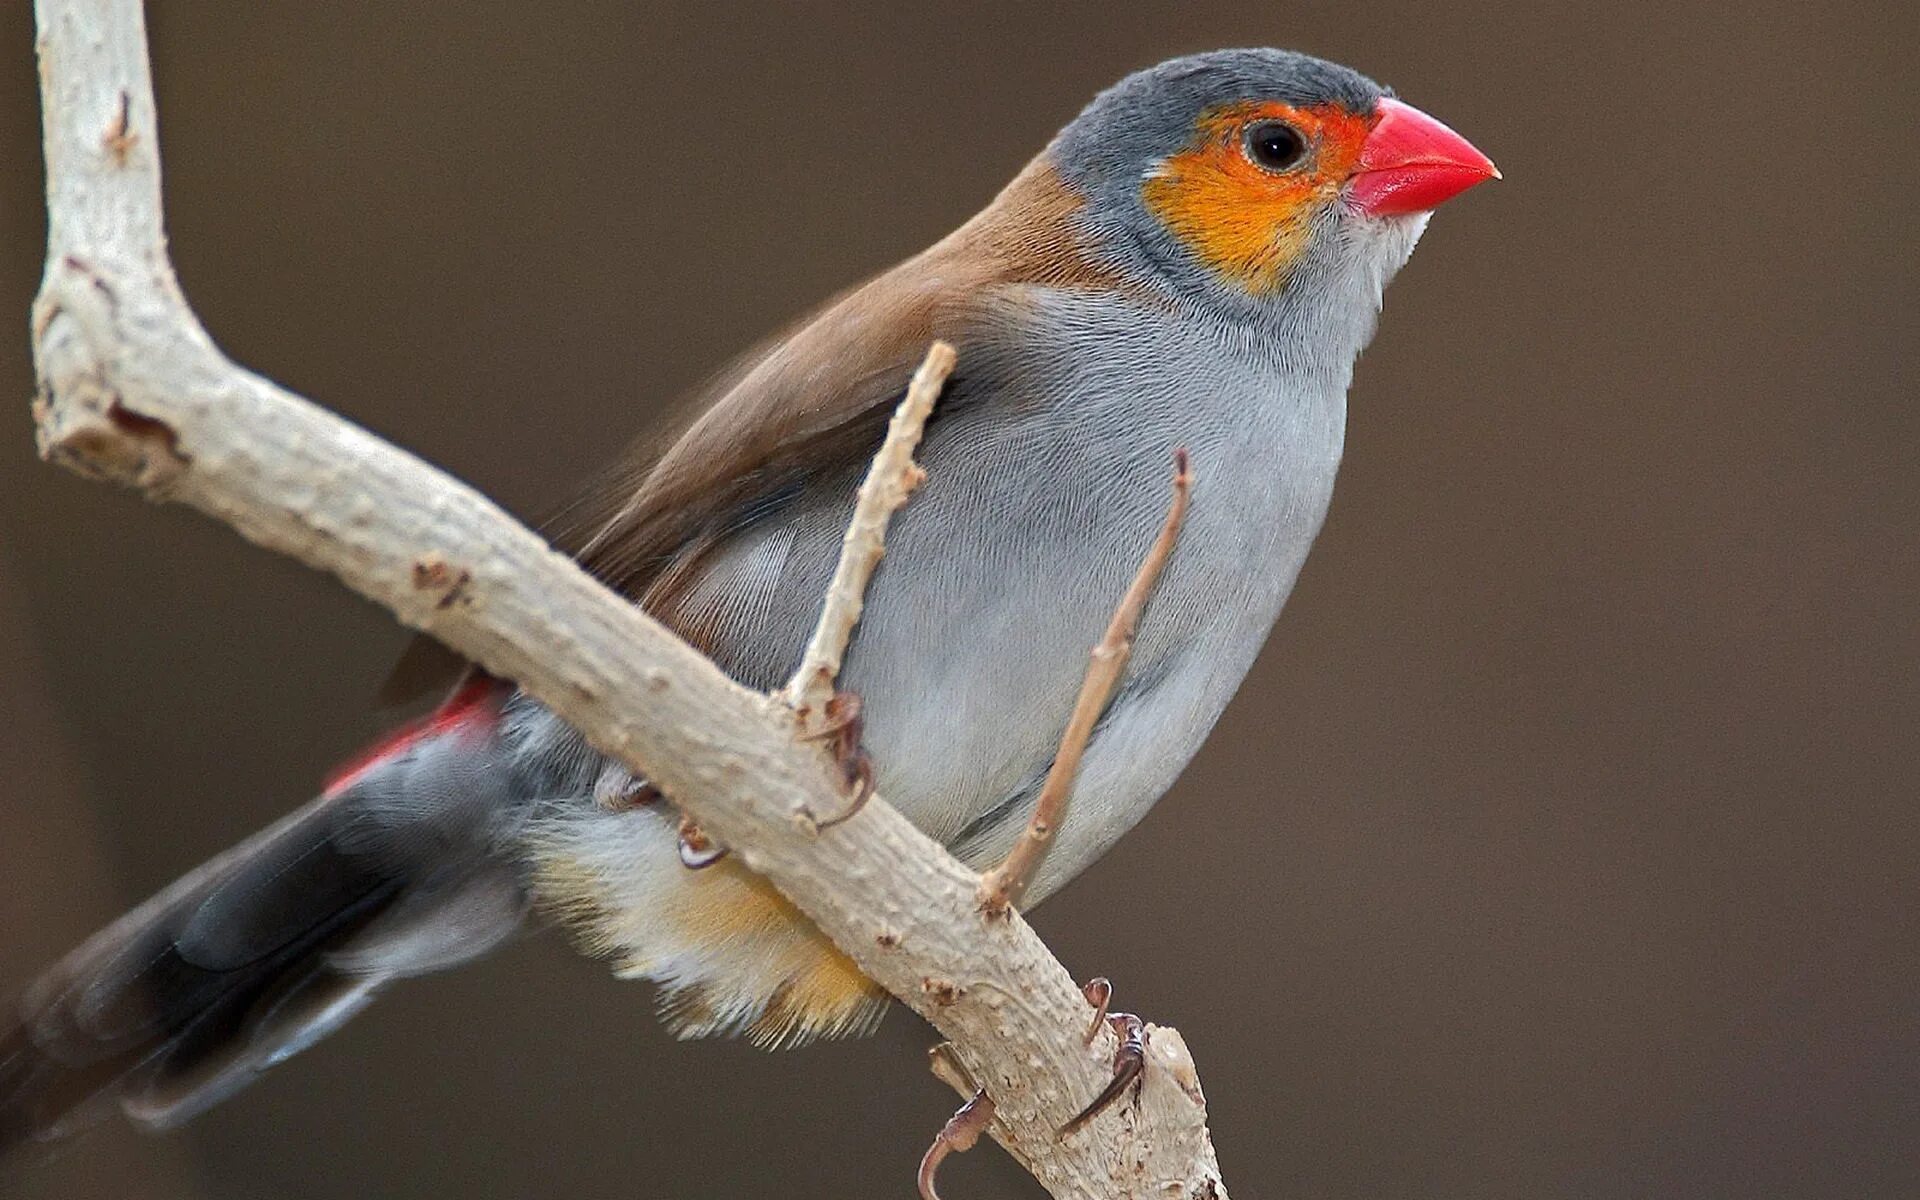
top-left (1, 2), bottom-right (1914, 1197)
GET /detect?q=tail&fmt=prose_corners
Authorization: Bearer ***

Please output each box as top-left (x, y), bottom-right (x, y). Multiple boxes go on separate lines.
top-left (1, 679), bottom-right (529, 1152)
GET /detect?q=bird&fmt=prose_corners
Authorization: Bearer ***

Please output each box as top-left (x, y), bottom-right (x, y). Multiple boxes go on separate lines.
top-left (1, 47), bottom-right (1496, 1149)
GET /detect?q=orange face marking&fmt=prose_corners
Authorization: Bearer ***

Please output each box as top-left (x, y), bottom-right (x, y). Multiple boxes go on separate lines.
top-left (1143, 100), bottom-right (1377, 294)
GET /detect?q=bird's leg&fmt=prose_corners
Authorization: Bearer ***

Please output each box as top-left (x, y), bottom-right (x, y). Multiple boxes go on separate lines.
top-left (917, 1087), bottom-right (996, 1200)
top-left (799, 689), bottom-right (875, 829)
top-left (1060, 978), bottom-right (1149, 1135)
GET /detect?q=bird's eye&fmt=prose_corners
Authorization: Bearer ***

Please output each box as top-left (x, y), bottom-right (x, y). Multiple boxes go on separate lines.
top-left (1244, 121), bottom-right (1307, 172)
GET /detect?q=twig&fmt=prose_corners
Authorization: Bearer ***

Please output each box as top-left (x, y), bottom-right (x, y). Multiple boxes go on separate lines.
top-left (978, 449), bottom-right (1194, 915)
top-left (26, 3), bottom-right (1227, 1196)
top-left (783, 341), bottom-right (953, 722)
top-left (927, 1041), bottom-right (978, 1096)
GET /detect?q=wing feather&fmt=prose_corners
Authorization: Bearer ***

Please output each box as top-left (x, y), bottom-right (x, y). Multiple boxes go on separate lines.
top-left (386, 154), bottom-right (1113, 695)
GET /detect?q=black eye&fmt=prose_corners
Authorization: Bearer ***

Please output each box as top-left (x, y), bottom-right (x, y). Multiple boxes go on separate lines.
top-left (1244, 121), bottom-right (1307, 172)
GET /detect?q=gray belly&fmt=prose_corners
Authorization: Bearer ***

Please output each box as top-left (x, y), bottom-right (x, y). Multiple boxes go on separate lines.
top-left (672, 293), bottom-right (1347, 901)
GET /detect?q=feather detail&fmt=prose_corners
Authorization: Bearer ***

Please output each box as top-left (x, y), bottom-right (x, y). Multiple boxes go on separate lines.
top-left (528, 805), bottom-right (887, 1049)
top-left (380, 155), bottom-right (1124, 700)
top-left (559, 156), bottom-right (1120, 601)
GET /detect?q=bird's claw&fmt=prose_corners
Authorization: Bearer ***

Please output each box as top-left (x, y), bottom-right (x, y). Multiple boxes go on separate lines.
top-left (1080, 976), bottom-right (1113, 1044)
top-left (676, 817), bottom-right (727, 869)
top-left (917, 1087), bottom-right (995, 1200)
top-left (800, 689), bottom-right (875, 828)
top-left (1060, 978), bottom-right (1147, 1135)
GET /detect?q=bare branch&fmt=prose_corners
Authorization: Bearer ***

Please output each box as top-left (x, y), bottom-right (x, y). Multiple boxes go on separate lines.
top-left (784, 341), bottom-right (953, 720)
top-left (979, 449), bottom-right (1194, 915)
top-left (27, 3), bottom-right (1227, 1196)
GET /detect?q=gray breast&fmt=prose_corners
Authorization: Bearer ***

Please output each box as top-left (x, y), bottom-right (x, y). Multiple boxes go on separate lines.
top-left (674, 287), bottom-right (1348, 899)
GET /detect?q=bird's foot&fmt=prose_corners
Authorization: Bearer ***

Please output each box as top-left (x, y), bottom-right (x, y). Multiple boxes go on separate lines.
top-left (917, 1087), bottom-right (995, 1200)
top-left (602, 770), bottom-right (721, 868)
top-left (1060, 977), bottom-right (1148, 1135)
top-left (676, 816), bottom-right (728, 869)
top-left (798, 688), bottom-right (874, 829)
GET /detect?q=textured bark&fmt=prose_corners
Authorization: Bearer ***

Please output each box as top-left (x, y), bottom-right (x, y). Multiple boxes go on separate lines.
top-left (27, 3), bottom-right (1227, 1196)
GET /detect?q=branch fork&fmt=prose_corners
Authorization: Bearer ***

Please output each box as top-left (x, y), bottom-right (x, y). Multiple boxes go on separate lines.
top-left (27, 4), bottom-right (1229, 1196)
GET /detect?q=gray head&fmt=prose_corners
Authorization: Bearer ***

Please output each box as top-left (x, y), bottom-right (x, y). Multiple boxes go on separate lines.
top-left (1049, 49), bottom-right (1495, 327)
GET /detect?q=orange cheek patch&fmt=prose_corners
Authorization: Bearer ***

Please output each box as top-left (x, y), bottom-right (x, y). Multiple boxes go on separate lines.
top-left (1143, 100), bottom-right (1375, 294)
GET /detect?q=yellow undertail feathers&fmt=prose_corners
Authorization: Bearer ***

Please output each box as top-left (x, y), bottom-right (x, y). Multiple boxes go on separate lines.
top-left (533, 819), bottom-right (888, 1049)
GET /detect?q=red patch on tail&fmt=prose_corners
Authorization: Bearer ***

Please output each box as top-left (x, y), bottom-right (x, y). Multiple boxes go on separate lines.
top-left (323, 674), bottom-right (504, 795)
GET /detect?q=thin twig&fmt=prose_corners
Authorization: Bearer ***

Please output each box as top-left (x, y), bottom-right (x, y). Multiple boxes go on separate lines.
top-left (783, 341), bottom-right (954, 722)
top-left (927, 1041), bottom-right (978, 1096)
top-left (978, 449), bottom-right (1194, 915)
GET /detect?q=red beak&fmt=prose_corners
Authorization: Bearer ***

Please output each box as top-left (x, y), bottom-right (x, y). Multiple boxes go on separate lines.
top-left (1349, 97), bottom-right (1499, 217)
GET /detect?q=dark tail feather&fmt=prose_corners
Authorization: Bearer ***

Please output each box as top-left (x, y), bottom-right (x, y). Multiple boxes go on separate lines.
top-left (1, 715), bottom-right (527, 1153)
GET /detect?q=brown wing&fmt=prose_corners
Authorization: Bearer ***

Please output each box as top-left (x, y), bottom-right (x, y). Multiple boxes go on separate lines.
top-left (560, 267), bottom-right (958, 602)
top-left (383, 155), bottom-right (1112, 701)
